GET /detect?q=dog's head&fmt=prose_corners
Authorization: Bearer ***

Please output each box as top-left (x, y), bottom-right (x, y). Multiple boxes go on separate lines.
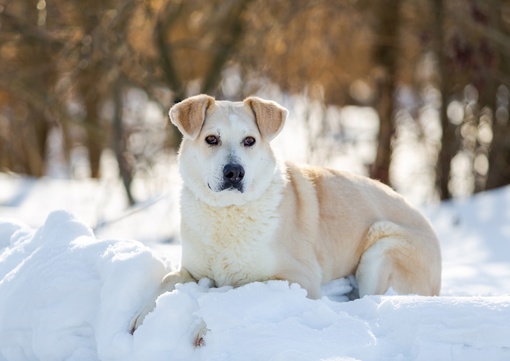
top-left (170, 95), bottom-right (288, 207)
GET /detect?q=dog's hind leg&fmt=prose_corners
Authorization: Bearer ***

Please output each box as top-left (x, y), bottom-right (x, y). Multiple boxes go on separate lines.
top-left (355, 221), bottom-right (440, 298)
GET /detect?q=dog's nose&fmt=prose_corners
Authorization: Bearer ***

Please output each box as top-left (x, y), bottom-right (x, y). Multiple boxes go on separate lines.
top-left (223, 163), bottom-right (245, 184)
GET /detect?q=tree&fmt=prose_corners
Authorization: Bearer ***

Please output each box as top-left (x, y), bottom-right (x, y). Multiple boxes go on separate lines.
top-left (2, 0), bottom-right (510, 204)
top-left (486, 0), bottom-right (510, 190)
top-left (369, 0), bottom-right (403, 185)
top-left (433, 0), bottom-right (456, 200)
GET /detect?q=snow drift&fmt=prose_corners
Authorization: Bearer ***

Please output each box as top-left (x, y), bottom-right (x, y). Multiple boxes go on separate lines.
top-left (1, 211), bottom-right (510, 361)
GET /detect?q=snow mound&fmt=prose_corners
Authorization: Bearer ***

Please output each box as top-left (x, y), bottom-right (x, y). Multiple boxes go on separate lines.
top-left (1, 211), bottom-right (510, 361)
top-left (0, 211), bottom-right (167, 361)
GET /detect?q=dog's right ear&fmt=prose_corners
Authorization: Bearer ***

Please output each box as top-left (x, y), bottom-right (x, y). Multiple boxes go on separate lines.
top-left (169, 95), bottom-right (215, 140)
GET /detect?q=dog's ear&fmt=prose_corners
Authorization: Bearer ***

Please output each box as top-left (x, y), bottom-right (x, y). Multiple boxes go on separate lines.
top-left (169, 95), bottom-right (215, 140)
top-left (244, 97), bottom-right (288, 142)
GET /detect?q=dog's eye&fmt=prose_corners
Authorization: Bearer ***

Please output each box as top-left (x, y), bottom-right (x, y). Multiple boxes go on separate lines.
top-left (205, 135), bottom-right (219, 145)
top-left (243, 137), bottom-right (256, 147)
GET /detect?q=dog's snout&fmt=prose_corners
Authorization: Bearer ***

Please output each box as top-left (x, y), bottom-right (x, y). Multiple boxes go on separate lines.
top-left (223, 164), bottom-right (245, 184)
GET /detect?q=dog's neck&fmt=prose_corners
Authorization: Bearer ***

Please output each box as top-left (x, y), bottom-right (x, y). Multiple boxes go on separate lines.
top-left (179, 162), bottom-right (288, 286)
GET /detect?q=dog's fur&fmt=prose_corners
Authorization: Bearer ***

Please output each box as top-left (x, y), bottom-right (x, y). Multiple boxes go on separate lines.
top-left (132, 95), bottom-right (441, 331)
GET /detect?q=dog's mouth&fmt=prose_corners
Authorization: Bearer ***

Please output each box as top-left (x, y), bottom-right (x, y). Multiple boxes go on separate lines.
top-left (222, 182), bottom-right (244, 193)
top-left (208, 182), bottom-right (244, 193)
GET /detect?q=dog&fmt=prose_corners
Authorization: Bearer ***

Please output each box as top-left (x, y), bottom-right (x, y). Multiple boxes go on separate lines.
top-left (131, 94), bottom-right (441, 331)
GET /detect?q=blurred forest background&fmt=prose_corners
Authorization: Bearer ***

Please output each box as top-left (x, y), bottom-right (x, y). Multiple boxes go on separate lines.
top-left (1, 0), bottom-right (510, 205)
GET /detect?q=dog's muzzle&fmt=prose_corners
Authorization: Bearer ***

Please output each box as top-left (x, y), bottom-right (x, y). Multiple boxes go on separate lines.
top-left (220, 163), bottom-right (245, 192)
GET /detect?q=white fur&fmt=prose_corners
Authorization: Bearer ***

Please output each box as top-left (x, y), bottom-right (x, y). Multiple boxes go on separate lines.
top-left (177, 104), bottom-right (279, 208)
top-left (179, 172), bottom-right (284, 286)
top-left (174, 99), bottom-right (290, 285)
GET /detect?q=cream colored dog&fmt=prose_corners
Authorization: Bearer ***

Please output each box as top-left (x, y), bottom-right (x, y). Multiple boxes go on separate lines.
top-left (132, 94), bottom-right (441, 331)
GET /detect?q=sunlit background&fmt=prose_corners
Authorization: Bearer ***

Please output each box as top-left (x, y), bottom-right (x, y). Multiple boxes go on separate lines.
top-left (1, 0), bottom-right (510, 210)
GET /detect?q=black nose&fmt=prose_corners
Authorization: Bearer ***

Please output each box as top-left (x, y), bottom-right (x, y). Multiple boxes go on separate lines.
top-left (223, 163), bottom-right (245, 184)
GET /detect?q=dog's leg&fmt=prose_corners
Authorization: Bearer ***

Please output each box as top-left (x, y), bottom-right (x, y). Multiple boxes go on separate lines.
top-left (356, 237), bottom-right (403, 296)
top-left (355, 222), bottom-right (440, 297)
top-left (193, 320), bottom-right (208, 348)
top-left (130, 268), bottom-right (196, 333)
top-left (272, 265), bottom-right (322, 299)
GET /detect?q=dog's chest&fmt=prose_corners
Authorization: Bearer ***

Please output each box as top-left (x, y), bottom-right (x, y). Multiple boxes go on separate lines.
top-left (181, 192), bottom-right (281, 287)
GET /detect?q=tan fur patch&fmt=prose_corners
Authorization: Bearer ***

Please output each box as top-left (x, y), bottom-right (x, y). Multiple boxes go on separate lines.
top-left (244, 97), bottom-right (287, 141)
top-left (169, 94), bottom-right (215, 140)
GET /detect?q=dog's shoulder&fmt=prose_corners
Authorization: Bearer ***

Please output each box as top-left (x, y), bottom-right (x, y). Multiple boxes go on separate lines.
top-left (284, 161), bottom-right (364, 189)
top-left (282, 161), bottom-right (408, 209)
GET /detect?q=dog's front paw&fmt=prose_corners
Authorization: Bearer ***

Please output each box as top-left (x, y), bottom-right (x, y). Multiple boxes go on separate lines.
top-left (130, 299), bottom-right (157, 334)
top-left (193, 320), bottom-right (209, 348)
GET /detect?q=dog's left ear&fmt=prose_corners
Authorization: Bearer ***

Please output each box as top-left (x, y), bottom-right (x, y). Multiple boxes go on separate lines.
top-left (244, 97), bottom-right (288, 142)
top-left (169, 94), bottom-right (215, 140)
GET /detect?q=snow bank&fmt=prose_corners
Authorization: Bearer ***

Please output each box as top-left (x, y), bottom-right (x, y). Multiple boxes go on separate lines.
top-left (142, 283), bottom-right (510, 361)
top-left (0, 211), bottom-right (168, 361)
top-left (427, 185), bottom-right (510, 296)
top-left (1, 211), bottom-right (510, 361)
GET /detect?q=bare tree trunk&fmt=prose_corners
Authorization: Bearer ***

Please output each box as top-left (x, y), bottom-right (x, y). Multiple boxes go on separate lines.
top-left (75, 0), bottom-right (104, 179)
top-left (82, 77), bottom-right (103, 179)
top-left (486, 90), bottom-right (510, 190)
top-left (22, 108), bottom-right (48, 177)
top-left (6, 0), bottom-right (56, 177)
top-left (472, 105), bottom-right (486, 194)
top-left (112, 79), bottom-right (135, 206)
top-left (200, 0), bottom-right (254, 95)
top-left (370, 0), bottom-right (402, 186)
top-left (154, 1), bottom-right (186, 148)
top-left (486, 0), bottom-right (510, 190)
top-left (155, 1), bottom-right (185, 100)
top-left (432, 0), bottom-right (456, 200)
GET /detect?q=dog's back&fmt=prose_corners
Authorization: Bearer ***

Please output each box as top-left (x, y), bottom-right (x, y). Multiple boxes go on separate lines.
top-left (273, 162), bottom-right (441, 298)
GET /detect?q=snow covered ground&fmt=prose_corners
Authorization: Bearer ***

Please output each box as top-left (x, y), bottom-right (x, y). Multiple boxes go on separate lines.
top-left (1, 173), bottom-right (510, 360)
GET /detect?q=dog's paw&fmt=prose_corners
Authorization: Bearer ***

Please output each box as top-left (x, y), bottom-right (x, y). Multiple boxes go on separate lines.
top-left (129, 312), bottom-right (144, 335)
top-left (193, 320), bottom-right (208, 348)
top-left (129, 313), bottom-right (143, 335)
top-left (129, 299), bottom-right (157, 334)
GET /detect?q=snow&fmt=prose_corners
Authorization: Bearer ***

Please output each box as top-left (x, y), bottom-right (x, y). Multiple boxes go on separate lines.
top-left (1, 177), bottom-right (510, 360)
top-left (426, 187), bottom-right (510, 296)
top-left (0, 211), bottom-right (168, 361)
